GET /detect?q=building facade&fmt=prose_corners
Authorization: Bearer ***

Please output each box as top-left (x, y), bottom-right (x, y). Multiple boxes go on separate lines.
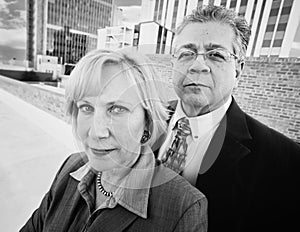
top-left (26, 0), bottom-right (114, 69)
top-left (98, 25), bottom-right (134, 50)
top-left (97, 22), bottom-right (174, 54)
top-left (149, 0), bottom-right (300, 57)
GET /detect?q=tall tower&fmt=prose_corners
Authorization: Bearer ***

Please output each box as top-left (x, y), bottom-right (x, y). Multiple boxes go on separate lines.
top-left (150, 0), bottom-right (300, 57)
top-left (26, 0), bottom-right (114, 68)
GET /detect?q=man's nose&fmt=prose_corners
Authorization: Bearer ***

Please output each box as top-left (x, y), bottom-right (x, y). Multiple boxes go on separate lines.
top-left (89, 112), bottom-right (110, 139)
top-left (188, 55), bottom-right (210, 74)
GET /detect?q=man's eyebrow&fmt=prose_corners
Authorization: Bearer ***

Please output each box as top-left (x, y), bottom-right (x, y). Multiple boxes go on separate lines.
top-left (175, 43), bottom-right (198, 52)
top-left (204, 43), bottom-right (229, 51)
top-left (174, 43), bottom-right (230, 53)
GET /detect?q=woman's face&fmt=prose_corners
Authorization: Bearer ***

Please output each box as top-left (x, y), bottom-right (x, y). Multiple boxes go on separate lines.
top-left (75, 64), bottom-right (146, 172)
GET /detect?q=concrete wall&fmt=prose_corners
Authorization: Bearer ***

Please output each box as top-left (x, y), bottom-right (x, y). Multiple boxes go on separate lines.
top-left (0, 75), bottom-right (67, 123)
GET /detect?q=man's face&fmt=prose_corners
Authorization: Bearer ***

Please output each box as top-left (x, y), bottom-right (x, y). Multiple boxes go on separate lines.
top-left (172, 22), bottom-right (241, 116)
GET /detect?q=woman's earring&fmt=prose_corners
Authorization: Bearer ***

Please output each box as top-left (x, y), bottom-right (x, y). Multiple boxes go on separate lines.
top-left (140, 130), bottom-right (151, 144)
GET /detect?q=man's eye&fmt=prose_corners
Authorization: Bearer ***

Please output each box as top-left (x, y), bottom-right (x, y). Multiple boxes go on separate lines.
top-left (178, 51), bottom-right (194, 60)
top-left (207, 50), bottom-right (226, 61)
top-left (78, 104), bottom-right (94, 113)
top-left (108, 105), bottom-right (128, 114)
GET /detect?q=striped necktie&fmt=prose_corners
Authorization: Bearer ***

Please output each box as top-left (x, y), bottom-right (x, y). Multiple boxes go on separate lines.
top-left (162, 117), bottom-right (191, 173)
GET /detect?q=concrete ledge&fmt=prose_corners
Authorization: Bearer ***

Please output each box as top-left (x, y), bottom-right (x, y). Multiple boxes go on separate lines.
top-left (0, 75), bottom-right (67, 122)
top-left (0, 86), bottom-right (76, 152)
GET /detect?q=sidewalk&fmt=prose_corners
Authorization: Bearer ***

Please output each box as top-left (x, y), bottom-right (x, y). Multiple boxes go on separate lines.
top-left (0, 89), bottom-right (78, 231)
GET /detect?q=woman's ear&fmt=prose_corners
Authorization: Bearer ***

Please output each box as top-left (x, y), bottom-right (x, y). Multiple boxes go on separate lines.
top-left (140, 130), bottom-right (151, 144)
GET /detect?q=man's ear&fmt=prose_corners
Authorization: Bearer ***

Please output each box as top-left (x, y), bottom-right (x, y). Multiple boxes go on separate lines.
top-left (235, 60), bottom-right (244, 79)
top-left (233, 60), bottom-right (244, 89)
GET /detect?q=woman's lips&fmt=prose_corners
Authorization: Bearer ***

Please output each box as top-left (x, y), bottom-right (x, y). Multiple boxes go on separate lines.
top-left (90, 148), bottom-right (116, 156)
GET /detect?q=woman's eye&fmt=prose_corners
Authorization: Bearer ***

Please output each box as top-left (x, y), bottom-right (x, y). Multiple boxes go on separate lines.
top-left (78, 104), bottom-right (94, 114)
top-left (109, 105), bottom-right (128, 114)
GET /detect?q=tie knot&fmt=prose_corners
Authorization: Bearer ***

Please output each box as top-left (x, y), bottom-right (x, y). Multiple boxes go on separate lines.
top-left (175, 117), bottom-right (191, 136)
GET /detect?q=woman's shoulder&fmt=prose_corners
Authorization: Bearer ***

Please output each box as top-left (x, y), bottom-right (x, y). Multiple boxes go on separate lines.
top-left (53, 152), bottom-right (87, 182)
top-left (151, 164), bottom-right (206, 205)
top-left (146, 164), bottom-right (207, 229)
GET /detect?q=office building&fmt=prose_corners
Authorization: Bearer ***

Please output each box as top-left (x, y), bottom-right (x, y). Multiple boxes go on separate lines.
top-left (97, 22), bottom-right (174, 54)
top-left (149, 0), bottom-right (300, 57)
top-left (26, 0), bottom-right (114, 69)
top-left (98, 25), bottom-right (134, 50)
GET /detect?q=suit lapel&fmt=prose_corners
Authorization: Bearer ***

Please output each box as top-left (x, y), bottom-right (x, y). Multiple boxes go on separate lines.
top-left (199, 98), bottom-right (252, 174)
top-left (152, 100), bottom-right (177, 156)
top-left (89, 205), bottom-right (138, 232)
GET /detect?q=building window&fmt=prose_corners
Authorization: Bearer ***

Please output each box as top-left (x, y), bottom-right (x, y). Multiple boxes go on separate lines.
top-left (220, 0), bottom-right (227, 6)
top-left (277, 23), bottom-right (287, 31)
top-left (184, 0), bottom-right (188, 16)
top-left (172, 0), bottom-right (179, 30)
top-left (209, 0), bottom-right (214, 5)
top-left (281, 6), bottom-right (291, 15)
top-left (262, 40), bottom-right (271, 47)
top-left (266, 24), bottom-right (275, 32)
top-left (269, 8), bottom-right (279, 17)
top-left (161, 28), bottom-right (168, 54)
top-left (240, 0), bottom-right (248, 6)
top-left (230, 0), bottom-right (237, 9)
top-left (156, 25), bottom-right (162, 53)
top-left (249, 0), bottom-right (258, 27)
top-left (197, 0), bottom-right (203, 8)
top-left (154, 0), bottom-right (159, 21)
top-left (273, 39), bottom-right (283, 47)
top-left (251, 0), bottom-right (266, 55)
top-left (283, 0), bottom-right (293, 6)
top-left (158, 0), bottom-right (164, 22)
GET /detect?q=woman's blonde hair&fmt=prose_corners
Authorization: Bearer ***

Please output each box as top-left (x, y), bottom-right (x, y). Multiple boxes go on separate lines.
top-left (65, 48), bottom-right (169, 147)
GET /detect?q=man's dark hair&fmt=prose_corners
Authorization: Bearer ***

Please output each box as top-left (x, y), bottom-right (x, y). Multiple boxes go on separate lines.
top-left (176, 5), bottom-right (251, 59)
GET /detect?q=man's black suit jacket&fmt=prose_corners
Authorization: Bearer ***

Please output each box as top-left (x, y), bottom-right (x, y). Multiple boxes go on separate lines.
top-left (162, 98), bottom-right (300, 232)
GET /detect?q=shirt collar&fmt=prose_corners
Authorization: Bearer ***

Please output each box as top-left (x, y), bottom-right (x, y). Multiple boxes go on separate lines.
top-left (70, 146), bottom-right (155, 219)
top-left (172, 97), bottom-right (232, 140)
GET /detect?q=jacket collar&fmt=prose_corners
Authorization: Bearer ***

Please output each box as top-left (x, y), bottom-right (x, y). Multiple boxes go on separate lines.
top-left (168, 97), bottom-right (252, 141)
top-left (168, 97), bottom-right (252, 142)
top-left (70, 146), bottom-right (155, 219)
top-left (199, 97), bottom-right (252, 174)
top-left (225, 98), bottom-right (252, 141)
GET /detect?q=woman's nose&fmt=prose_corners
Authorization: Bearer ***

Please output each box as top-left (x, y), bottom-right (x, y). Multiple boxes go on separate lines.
top-left (188, 55), bottom-right (210, 74)
top-left (89, 113), bottom-right (110, 139)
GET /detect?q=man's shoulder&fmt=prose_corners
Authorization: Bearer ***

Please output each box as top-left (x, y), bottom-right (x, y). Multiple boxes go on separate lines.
top-left (245, 113), bottom-right (298, 146)
top-left (227, 100), bottom-right (299, 148)
top-left (229, 107), bottom-right (300, 156)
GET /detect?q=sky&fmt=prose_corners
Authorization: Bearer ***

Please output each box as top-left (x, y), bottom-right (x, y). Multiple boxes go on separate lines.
top-left (0, 0), bottom-right (141, 61)
top-left (0, 0), bottom-right (26, 60)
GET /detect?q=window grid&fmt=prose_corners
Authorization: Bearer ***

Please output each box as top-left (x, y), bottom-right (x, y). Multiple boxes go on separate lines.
top-left (45, 0), bottom-right (112, 64)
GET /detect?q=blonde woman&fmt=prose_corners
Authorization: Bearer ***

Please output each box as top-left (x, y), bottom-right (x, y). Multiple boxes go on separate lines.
top-left (20, 49), bottom-right (207, 232)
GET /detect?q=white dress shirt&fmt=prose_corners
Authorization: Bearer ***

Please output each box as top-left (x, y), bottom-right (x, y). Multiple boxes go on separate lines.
top-left (158, 97), bottom-right (232, 185)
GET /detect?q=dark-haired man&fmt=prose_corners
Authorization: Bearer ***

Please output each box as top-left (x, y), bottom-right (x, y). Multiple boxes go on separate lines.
top-left (159, 5), bottom-right (300, 232)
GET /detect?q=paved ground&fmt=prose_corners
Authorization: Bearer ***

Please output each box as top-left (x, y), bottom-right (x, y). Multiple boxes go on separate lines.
top-left (0, 89), bottom-right (79, 231)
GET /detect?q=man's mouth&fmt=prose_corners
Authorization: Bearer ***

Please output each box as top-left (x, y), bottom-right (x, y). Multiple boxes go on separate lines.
top-left (183, 83), bottom-right (206, 87)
